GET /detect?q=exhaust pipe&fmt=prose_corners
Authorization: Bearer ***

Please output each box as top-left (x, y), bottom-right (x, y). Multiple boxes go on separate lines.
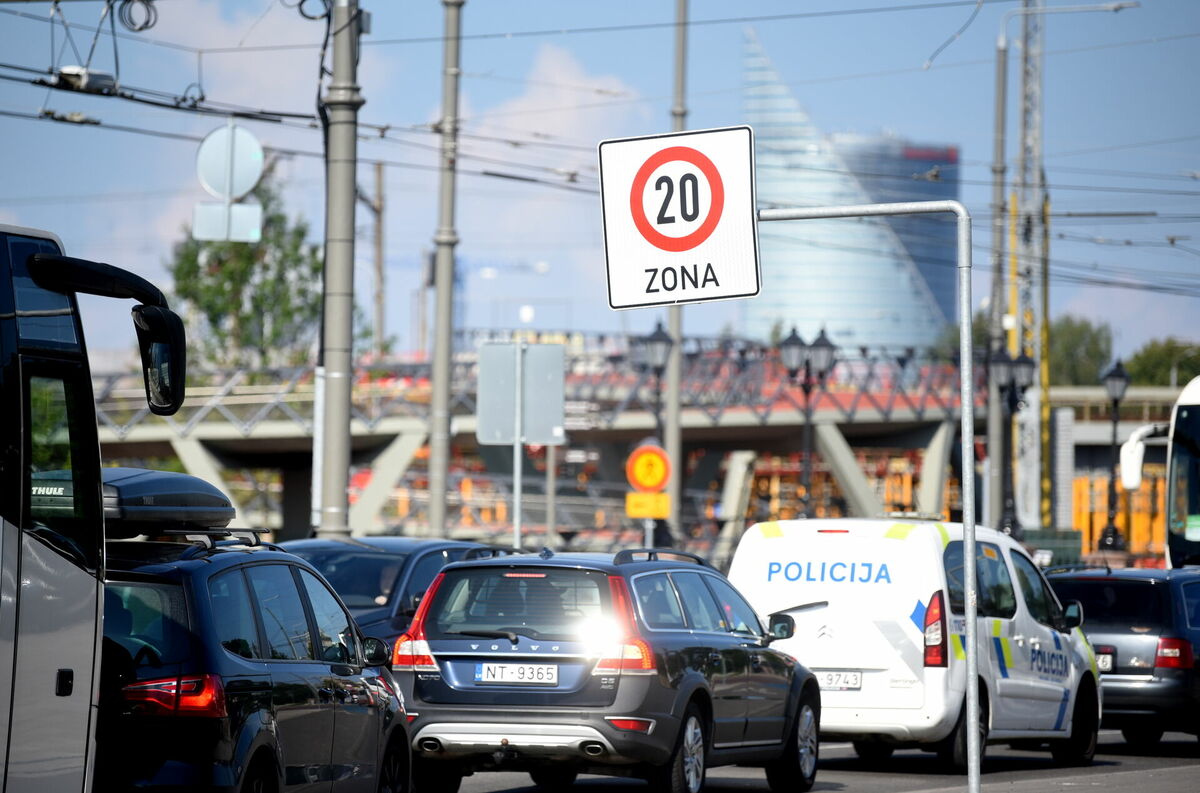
top-left (581, 742), bottom-right (606, 757)
top-left (419, 738), bottom-right (443, 753)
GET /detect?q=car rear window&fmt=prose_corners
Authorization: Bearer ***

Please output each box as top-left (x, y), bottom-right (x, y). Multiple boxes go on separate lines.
top-left (425, 567), bottom-right (610, 642)
top-left (103, 581), bottom-right (191, 667)
top-left (288, 549), bottom-right (409, 610)
top-left (944, 541), bottom-right (1017, 618)
top-left (1049, 579), bottom-right (1168, 629)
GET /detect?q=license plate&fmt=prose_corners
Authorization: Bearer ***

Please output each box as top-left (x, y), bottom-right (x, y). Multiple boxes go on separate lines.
top-left (815, 670), bottom-right (862, 690)
top-left (1097, 654), bottom-right (1113, 672)
top-left (474, 663), bottom-right (558, 685)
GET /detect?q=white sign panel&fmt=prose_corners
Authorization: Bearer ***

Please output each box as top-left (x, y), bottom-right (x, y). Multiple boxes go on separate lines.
top-left (598, 125), bottom-right (760, 310)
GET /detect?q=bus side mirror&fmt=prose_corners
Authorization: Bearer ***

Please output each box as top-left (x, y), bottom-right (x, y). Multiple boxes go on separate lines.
top-left (1120, 438), bottom-right (1145, 492)
top-left (132, 305), bottom-right (187, 416)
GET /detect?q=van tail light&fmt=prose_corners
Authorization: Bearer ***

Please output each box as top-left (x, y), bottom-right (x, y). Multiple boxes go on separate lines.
top-left (1155, 638), bottom-right (1194, 669)
top-left (123, 674), bottom-right (226, 717)
top-left (923, 590), bottom-right (948, 668)
top-left (392, 572), bottom-right (444, 671)
top-left (594, 576), bottom-right (657, 675)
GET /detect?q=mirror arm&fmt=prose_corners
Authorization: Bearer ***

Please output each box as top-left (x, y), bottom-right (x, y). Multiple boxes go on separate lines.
top-left (30, 253), bottom-right (168, 308)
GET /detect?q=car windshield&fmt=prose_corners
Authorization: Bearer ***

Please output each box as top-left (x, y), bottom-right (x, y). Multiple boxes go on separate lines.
top-left (1049, 579), bottom-right (1167, 630)
top-left (103, 581), bottom-right (191, 667)
top-left (425, 567), bottom-right (611, 642)
top-left (287, 548), bottom-right (409, 611)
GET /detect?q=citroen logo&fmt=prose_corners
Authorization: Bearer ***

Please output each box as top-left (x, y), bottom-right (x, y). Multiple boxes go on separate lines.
top-left (817, 625), bottom-right (833, 640)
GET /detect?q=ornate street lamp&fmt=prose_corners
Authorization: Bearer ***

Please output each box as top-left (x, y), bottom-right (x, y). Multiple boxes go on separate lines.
top-left (1099, 359), bottom-right (1131, 551)
top-left (993, 348), bottom-right (1035, 540)
top-left (778, 327), bottom-right (837, 517)
top-left (633, 321), bottom-right (673, 442)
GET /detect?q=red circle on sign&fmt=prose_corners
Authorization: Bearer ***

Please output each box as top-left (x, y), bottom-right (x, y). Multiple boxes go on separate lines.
top-left (629, 146), bottom-right (725, 253)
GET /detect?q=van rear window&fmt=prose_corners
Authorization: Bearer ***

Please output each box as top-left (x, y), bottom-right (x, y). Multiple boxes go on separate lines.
top-left (944, 541), bottom-right (1017, 618)
top-left (425, 567), bottom-right (609, 642)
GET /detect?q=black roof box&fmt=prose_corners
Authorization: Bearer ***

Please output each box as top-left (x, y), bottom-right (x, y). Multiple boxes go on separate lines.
top-left (31, 467), bottom-right (235, 539)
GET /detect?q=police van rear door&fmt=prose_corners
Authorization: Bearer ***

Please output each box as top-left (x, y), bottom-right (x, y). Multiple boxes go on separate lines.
top-left (728, 520), bottom-right (934, 712)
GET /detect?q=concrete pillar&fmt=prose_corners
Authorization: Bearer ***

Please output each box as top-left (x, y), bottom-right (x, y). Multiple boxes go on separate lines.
top-left (814, 423), bottom-right (883, 517)
top-left (916, 421), bottom-right (956, 517)
top-left (348, 430), bottom-right (429, 532)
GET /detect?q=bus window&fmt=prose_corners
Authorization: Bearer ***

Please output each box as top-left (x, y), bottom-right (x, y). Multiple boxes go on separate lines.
top-left (6, 235), bottom-right (78, 349)
top-left (27, 372), bottom-right (101, 572)
top-left (1169, 406), bottom-right (1200, 542)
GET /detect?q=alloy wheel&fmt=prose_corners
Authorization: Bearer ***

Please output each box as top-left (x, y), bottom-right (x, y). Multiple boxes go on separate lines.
top-left (682, 715), bottom-right (705, 793)
top-left (796, 704), bottom-right (818, 779)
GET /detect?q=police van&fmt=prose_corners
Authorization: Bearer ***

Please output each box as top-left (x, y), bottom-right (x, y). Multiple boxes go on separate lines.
top-left (726, 518), bottom-right (1100, 768)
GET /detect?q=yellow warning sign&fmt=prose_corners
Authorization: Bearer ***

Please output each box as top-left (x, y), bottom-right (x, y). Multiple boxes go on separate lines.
top-left (626, 492), bottom-right (670, 519)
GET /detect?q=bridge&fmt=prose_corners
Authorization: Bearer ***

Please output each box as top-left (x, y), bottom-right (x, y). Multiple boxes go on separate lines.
top-left (93, 329), bottom-right (1179, 556)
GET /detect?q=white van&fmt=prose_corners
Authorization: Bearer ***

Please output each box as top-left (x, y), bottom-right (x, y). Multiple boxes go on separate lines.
top-left (727, 518), bottom-right (1100, 768)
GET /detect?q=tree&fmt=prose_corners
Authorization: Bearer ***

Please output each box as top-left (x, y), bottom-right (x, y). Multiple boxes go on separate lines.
top-left (931, 310), bottom-right (989, 362)
top-left (169, 167), bottom-right (323, 370)
top-left (1126, 338), bottom-right (1200, 386)
top-left (1049, 315), bottom-right (1112, 386)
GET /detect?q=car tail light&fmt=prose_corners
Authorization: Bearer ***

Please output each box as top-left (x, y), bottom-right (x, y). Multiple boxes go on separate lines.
top-left (923, 590), bottom-right (947, 667)
top-left (606, 717), bottom-right (655, 733)
top-left (123, 674), bottom-right (226, 717)
top-left (393, 573), bottom-right (444, 671)
top-left (1155, 638), bottom-right (1194, 669)
top-left (594, 576), bottom-right (657, 675)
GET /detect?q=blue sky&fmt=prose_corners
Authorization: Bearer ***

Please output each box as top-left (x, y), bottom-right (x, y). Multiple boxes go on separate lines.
top-left (1, 0), bottom-right (1197, 366)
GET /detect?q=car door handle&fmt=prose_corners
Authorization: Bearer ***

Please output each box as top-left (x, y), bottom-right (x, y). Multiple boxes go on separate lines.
top-left (318, 687), bottom-right (335, 702)
top-left (708, 652), bottom-right (723, 665)
top-left (1012, 634), bottom-right (1025, 646)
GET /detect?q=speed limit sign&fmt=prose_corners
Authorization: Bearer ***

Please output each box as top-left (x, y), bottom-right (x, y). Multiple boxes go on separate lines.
top-left (598, 126), bottom-right (759, 310)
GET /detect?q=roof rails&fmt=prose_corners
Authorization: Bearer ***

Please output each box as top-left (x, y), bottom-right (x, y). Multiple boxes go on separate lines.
top-left (1042, 562), bottom-right (1113, 576)
top-left (161, 527), bottom-right (272, 550)
top-left (613, 548), bottom-right (711, 568)
top-left (461, 546), bottom-right (529, 561)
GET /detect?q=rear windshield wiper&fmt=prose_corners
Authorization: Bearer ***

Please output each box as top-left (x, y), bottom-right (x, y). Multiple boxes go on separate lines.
top-left (448, 629), bottom-right (522, 645)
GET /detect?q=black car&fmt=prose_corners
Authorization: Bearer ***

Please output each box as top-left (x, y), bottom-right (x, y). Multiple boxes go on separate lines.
top-left (280, 537), bottom-right (492, 649)
top-left (393, 548), bottom-right (820, 793)
top-left (1047, 566), bottom-right (1200, 748)
top-left (98, 533), bottom-right (410, 792)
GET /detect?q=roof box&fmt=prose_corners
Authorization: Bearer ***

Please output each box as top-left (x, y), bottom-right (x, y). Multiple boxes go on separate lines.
top-left (31, 467), bottom-right (236, 539)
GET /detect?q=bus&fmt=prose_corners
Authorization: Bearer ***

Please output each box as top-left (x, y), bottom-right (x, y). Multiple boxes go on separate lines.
top-left (0, 224), bottom-right (186, 791)
top-left (1121, 376), bottom-right (1200, 568)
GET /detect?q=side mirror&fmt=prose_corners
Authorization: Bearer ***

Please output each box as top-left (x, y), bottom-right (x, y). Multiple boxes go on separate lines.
top-left (1120, 438), bottom-right (1145, 492)
top-left (132, 305), bottom-right (187, 416)
top-left (1063, 600), bottom-right (1084, 631)
top-left (363, 637), bottom-right (390, 667)
top-left (766, 613), bottom-right (795, 642)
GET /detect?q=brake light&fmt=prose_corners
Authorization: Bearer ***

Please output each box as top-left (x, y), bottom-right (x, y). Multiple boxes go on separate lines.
top-left (923, 590), bottom-right (947, 667)
top-left (123, 674), bottom-right (226, 717)
top-left (392, 572), bottom-right (444, 671)
top-left (1155, 638), bottom-right (1194, 669)
top-left (594, 576), bottom-right (657, 675)
top-left (606, 717), bottom-right (655, 733)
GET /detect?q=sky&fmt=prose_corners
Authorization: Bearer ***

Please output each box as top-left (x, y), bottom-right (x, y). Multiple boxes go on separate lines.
top-left (1, 0), bottom-right (1197, 369)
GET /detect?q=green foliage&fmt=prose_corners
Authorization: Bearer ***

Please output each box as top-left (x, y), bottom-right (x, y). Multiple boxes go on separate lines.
top-left (1049, 315), bottom-right (1112, 386)
top-left (1126, 337), bottom-right (1200, 386)
top-left (931, 310), bottom-right (988, 361)
top-left (169, 169), bottom-right (323, 370)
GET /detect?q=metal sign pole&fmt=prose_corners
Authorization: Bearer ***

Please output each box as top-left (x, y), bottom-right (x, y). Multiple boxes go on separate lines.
top-left (513, 342), bottom-right (525, 549)
top-left (758, 200), bottom-right (978, 793)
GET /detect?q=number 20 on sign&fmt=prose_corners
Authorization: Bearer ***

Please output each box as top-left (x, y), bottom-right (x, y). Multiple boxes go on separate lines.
top-left (598, 126), bottom-right (761, 310)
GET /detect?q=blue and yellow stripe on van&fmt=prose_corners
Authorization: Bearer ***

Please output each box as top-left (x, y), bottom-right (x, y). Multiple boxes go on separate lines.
top-left (951, 633), bottom-right (967, 661)
top-left (992, 620), bottom-right (1013, 678)
top-left (1076, 627), bottom-right (1098, 678)
top-left (1054, 688), bottom-right (1071, 730)
top-left (885, 523), bottom-right (917, 540)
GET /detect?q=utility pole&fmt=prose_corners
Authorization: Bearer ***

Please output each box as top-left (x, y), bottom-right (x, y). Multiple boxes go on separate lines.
top-left (357, 160), bottom-right (386, 359)
top-left (317, 0), bottom-right (364, 538)
top-left (664, 0), bottom-right (687, 544)
top-left (986, 21), bottom-right (1010, 529)
top-left (428, 0), bottom-right (464, 538)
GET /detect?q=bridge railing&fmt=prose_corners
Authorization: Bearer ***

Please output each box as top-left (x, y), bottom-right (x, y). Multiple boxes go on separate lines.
top-left (92, 329), bottom-right (985, 440)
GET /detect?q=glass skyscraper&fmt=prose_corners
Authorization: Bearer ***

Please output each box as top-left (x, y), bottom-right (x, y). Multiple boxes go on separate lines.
top-left (743, 34), bottom-right (961, 353)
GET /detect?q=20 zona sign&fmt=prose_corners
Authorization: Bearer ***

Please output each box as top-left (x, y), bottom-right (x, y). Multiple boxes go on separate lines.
top-left (598, 126), bottom-right (760, 310)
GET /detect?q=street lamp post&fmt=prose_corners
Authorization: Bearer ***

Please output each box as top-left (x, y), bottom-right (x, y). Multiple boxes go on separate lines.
top-left (635, 322), bottom-right (673, 444)
top-left (1099, 360), bottom-right (1131, 551)
top-left (780, 328), bottom-right (837, 518)
top-left (991, 348), bottom-right (1035, 540)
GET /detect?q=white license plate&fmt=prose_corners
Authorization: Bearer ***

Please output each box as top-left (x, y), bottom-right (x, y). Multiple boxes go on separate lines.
top-left (815, 670), bottom-right (862, 691)
top-left (1097, 654), bottom-right (1113, 672)
top-left (474, 663), bottom-right (558, 685)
